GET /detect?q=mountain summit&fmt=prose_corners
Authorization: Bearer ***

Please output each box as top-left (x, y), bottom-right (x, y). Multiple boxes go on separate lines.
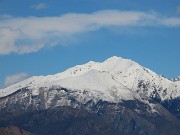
top-left (0, 56), bottom-right (180, 135)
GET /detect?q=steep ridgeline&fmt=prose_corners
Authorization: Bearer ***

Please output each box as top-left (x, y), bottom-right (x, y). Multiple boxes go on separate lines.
top-left (0, 56), bottom-right (180, 135)
top-left (172, 76), bottom-right (180, 82)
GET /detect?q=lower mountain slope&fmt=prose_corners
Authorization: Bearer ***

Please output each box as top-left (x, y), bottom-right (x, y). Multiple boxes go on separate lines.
top-left (0, 102), bottom-right (180, 135)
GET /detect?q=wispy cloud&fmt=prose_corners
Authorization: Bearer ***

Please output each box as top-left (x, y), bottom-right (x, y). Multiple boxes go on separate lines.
top-left (161, 18), bottom-right (180, 26)
top-left (31, 3), bottom-right (48, 10)
top-left (3, 72), bottom-right (29, 88)
top-left (0, 10), bottom-right (180, 55)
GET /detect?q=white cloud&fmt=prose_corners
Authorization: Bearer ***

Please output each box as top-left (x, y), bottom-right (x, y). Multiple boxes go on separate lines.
top-left (31, 3), bottom-right (48, 10)
top-left (3, 72), bottom-right (29, 88)
top-left (0, 10), bottom-right (180, 55)
top-left (161, 18), bottom-right (180, 26)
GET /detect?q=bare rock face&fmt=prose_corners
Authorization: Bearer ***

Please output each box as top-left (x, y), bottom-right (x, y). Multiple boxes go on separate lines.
top-left (0, 125), bottom-right (34, 135)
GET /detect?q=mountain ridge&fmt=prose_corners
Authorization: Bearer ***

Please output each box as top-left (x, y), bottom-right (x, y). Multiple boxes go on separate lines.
top-left (0, 56), bottom-right (179, 101)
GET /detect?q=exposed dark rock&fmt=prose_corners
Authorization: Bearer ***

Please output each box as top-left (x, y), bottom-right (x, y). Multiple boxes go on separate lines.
top-left (0, 102), bottom-right (180, 135)
top-left (161, 97), bottom-right (180, 119)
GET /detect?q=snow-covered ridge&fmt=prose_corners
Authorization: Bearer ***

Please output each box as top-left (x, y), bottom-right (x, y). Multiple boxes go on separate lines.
top-left (0, 56), bottom-right (180, 102)
top-left (172, 76), bottom-right (180, 82)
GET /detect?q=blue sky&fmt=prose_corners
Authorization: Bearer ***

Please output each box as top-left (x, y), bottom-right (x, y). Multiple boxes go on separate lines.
top-left (0, 0), bottom-right (180, 88)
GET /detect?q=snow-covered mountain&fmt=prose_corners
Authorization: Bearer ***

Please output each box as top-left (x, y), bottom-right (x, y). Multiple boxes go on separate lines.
top-left (0, 56), bottom-right (180, 135)
top-left (0, 57), bottom-right (179, 105)
top-left (0, 56), bottom-right (179, 101)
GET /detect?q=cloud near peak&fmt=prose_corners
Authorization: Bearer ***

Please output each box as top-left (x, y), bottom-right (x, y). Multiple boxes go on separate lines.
top-left (0, 10), bottom-right (180, 55)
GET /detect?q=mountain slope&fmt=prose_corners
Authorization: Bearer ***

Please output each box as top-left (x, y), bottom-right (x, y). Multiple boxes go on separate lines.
top-left (1, 56), bottom-right (179, 100)
top-left (0, 104), bottom-right (180, 135)
top-left (0, 57), bottom-right (179, 111)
